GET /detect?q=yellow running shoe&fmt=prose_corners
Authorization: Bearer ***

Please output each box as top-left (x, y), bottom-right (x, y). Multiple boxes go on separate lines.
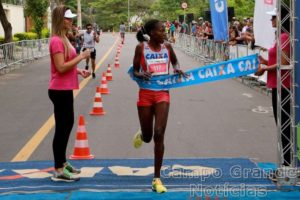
top-left (133, 129), bottom-right (143, 149)
top-left (152, 178), bottom-right (167, 193)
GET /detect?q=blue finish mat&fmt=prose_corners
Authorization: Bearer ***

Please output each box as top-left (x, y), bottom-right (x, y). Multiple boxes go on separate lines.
top-left (2, 191), bottom-right (300, 200)
top-left (0, 158), bottom-right (275, 195)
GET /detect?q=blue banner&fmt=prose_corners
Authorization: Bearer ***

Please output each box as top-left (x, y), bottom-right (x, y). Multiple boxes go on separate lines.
top-left (128, 54), bottom-right (258, 90)
top-left (210, 0), bottom-right (229, 41)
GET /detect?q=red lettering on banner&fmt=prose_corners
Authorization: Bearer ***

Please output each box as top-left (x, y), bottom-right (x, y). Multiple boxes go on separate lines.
top-left (264, 0), bottom-right (273, 5)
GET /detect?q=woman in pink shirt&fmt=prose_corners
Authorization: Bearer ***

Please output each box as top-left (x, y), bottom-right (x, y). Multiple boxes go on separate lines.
top-left (255, 7), bottom-right (291, 167)
top-left (48, 5), bottom-right (90, 182)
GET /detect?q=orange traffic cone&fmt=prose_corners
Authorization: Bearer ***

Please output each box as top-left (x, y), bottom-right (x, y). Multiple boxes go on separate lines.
top-left (69, 115), bottom-right (94, 160)
top-left (117, 47), bottom-right (121, 54)
top-left (100, 73), bottom-right (110, 94)
top-left (106, 64), bottom-right (113, 81)
top-left (114, 56), bottom-right (120, 68)
top-left (90, 87), bottom-right (106, 115)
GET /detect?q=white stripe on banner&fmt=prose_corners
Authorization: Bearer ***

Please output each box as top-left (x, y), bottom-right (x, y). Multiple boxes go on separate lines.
top-left (128, 54), bottom-right (258, 90)
top-left (75, 140), bottom-right (89, 148)
top-left (77, 126), bottom-right (86, 133)
top-left (94, 102), bottom-right (103, 107)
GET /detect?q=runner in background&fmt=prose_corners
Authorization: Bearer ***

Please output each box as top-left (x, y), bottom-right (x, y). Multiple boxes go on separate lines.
top-left (131, 19), bottom-right (187, 193)
top-left (120, 22), bottom-right (126, 44)
top-left (80, 23), bottom-right (100, 79)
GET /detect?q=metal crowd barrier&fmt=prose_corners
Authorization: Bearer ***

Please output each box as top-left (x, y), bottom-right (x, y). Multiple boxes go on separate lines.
top-left (174, 34), bottom-right (269, 93)
top-left (0, 39), bottom-right (49, 72)
top-left (174, 33), bottom-right (228, 64)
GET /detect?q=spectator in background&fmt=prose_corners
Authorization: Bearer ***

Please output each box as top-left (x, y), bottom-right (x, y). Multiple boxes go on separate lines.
top-left (203, 21), bottom-right (213, 39)
top-left (198, 17), bottom-right (204, 26)
top-left (241, 18), bottom-right (249, 33)
top-left (196, 23), bottom-right (204, 38)
top-left (231, 17), bottom-right (237, 25)
top-left (180, 21), bottom-right (188, 34)
top-left (165, 20), bottom-right (171, 38)
top-left (191, 20), bottom-right (197, 36)
top-left (229, 25), bottom-right (240, 45)
top-left (170, 21), bottom-right (176, 42)
top-left (174, 20), bottom-right (180, 36)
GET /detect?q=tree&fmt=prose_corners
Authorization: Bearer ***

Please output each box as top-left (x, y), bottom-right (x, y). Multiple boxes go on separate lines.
top-left (227, 0), bottom-right (255, 19)
top-left (25, 0), bottom-right (49, 39)
top-left (150, 0), bottom-right (181, 21)
top-left (89, 0), bottom-right (154, 30)
top-left (150, 0), bottom-right (255, 22)
top-left (128, 0), bottom-right (156, 24)
top-left (0, 0), bottom-right (13, 43)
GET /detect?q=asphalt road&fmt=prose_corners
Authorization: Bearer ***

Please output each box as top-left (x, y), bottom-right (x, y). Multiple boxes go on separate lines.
top-left (0, 33), bottom-right (277, 163)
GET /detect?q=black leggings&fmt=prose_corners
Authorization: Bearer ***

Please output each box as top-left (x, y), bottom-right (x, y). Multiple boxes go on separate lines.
top-left (272, 88), bottom-right (291, 166)
top-left (48, 90), bottom-right (74, 169)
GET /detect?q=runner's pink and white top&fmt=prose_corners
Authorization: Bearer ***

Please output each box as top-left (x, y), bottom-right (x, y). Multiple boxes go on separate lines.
top-left (140, 42), bottom-right (170, 76)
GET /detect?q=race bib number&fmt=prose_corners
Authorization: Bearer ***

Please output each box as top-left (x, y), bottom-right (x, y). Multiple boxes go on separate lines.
top-left (147, 58), bottom-right (168, 75)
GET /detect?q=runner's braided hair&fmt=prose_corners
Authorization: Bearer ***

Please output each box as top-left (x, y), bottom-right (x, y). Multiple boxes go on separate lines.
top-left (136, 19), bottom-right (160, 42)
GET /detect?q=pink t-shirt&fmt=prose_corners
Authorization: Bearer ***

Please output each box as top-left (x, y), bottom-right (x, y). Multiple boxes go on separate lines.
top-left (267, 33), bottom-right (290, 88)
top-left (48, 36), bottom-right (79, 90)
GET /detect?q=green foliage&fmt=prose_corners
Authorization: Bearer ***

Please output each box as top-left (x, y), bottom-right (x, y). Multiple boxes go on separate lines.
top-left (24, 0), bottom-right (49, 39)
top-left (41, 28), bottom-right (50, 38)
top-left (150, 0), bottom-right (255, 22)
top-left (64, 0), bottom-right (78, 11)
top-left (227, 0), bottom-right (255, 20)
top-left (0, 36), bottom-right (19, 44)
top-left (150, 0), bottom-right (205, 21)
top-left (73, 0), bottom-right (154, 30)
top-left (25, 32), bottom-right (38, 40)
top-left (14, 33), bottom-right (27, 41)
top-left (13, 32), bottom-right (38, 41)
top-left (62, 0), bottom-right (256, 30)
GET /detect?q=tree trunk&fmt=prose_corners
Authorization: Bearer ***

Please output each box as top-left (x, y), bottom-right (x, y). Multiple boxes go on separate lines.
top-left (0, 1), bottom-right (13, 43)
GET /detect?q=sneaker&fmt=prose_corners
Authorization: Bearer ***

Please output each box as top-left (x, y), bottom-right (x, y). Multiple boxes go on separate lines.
top-left (51, 168), bottom-right (80, 182)
top-left (92, 72), bottom-right (96, 79)
top-left (152, 178), bottom-right (167, 193)
top-left (85, 65), bottom-right (89, 70)
top-left (64, 162), bottom-right (81, 174)
top-left (133, 129), bottom-right (143, 149)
